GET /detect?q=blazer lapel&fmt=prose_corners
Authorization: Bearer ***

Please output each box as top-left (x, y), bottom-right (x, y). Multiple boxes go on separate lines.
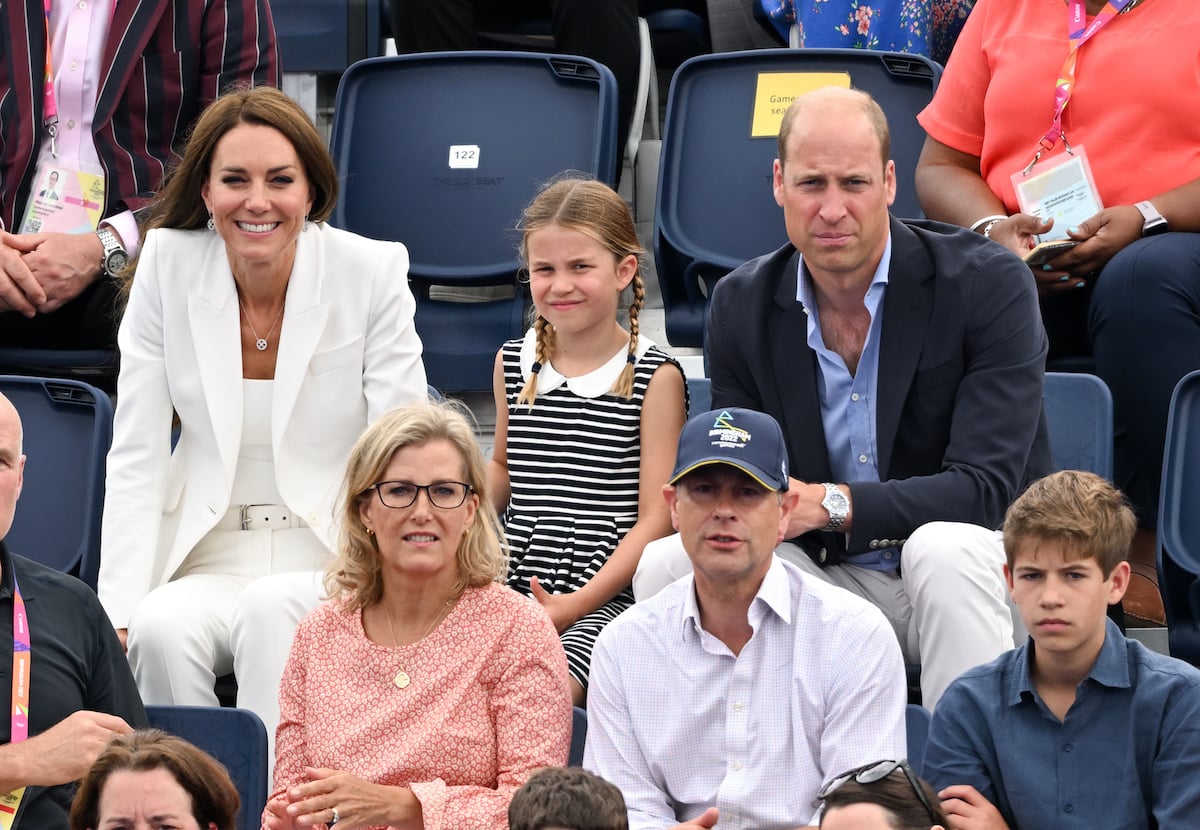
top-left (187, 238), bottom-right (242, 488)
top-left (875, 218), bottom-right (936, 478)
top-left (271, 230), bottom-right (329, 451)
top-left (95, 0), bottom-right (169, 125)
top-left (768, 250), bottom-right (833, 478)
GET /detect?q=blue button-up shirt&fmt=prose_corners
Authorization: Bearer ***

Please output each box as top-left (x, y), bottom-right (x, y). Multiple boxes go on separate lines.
top-left (795, 235), bottom-right (897, 569)
top-left (924, 618), bottom-right (1200, 828)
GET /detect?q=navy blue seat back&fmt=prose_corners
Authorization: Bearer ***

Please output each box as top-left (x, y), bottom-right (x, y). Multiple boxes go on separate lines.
top-left (655, 48), bottom-right (940, 347)
top-left (905, 703), bottom-right (932, 776)
top-left (145, 705), bottom-right (269, 830)
top-left (1043, 372), bottom-right (1113, 479)
top-left (569, 705), bottom-right (587, 766)
top-left (272, 0), bottom-right (383, 73)
top-left (1158, 369), bottom-right (1200, 665)
top-left (0, 375), bottom-right (111, 588)
top-left (330, 51), bottom-right (618, 390)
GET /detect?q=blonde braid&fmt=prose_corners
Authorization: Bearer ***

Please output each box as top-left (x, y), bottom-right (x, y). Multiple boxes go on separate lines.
top-left (516, 316), bottom-right (556, 409)
top-left (611, 271), bottom-right (645, 399)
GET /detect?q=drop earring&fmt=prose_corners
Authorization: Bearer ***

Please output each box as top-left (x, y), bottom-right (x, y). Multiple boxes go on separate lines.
top-left (206, 213), bottom-right (215, 231)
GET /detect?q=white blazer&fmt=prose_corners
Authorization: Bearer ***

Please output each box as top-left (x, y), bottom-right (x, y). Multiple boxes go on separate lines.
top-left (98, 224), bottom-right (427, 628)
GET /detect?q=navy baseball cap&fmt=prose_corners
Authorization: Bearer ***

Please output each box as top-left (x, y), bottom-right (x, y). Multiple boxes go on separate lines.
top-left (668, 408), bottom-right (790, 491)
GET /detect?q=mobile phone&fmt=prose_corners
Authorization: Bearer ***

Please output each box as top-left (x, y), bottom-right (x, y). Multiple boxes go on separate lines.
top-left (1023, 239), bottom-right (1078, 267)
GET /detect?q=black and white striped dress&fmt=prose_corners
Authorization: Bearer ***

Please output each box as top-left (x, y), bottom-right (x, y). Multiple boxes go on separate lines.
top-left (500, 329), bottom-right (684, 688)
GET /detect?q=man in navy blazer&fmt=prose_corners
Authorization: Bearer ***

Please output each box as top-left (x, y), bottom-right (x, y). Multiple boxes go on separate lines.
top-left (639, 87), bottom-right (1050, 708)
top-left (0, 0), bottom-right (277, 351)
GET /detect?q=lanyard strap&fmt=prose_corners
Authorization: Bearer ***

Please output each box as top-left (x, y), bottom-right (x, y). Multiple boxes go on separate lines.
top-left (41, 0), bottom-right (59, 157)
top-left (1038, 0), bottom-right (1135, 152)
top-left (0, 574), bottom-right (31, 830)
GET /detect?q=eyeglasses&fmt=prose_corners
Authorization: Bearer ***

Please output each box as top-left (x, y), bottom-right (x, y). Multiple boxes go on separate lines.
top-left (368, 481), bottom-right (473, 510)
top-left (818, 759), bottom-right (940, 825)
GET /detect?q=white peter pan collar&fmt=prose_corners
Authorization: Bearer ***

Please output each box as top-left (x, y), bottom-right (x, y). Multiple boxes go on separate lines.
top-left (518, 327), bottom-right (657, 399)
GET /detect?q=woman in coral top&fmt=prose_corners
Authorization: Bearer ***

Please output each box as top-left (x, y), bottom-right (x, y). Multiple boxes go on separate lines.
top-left (263, 401), bottom-right (572, 830)
top-left (915, 0), bottom-right (1200, 625)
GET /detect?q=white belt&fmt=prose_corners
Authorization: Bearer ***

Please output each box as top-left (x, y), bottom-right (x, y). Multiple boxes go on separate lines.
top-left (218, 504), bottom-right (308, 531)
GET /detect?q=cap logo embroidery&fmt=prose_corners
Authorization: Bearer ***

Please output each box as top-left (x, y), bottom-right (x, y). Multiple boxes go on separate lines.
top-left (709, 411), bottom-right (751, 449)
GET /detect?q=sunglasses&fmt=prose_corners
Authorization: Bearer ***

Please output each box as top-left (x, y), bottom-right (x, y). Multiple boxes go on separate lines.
top-left (818, 759), bottom-right (940, 824)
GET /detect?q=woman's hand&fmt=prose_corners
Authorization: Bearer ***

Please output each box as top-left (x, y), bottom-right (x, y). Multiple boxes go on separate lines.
top-left (983, 213), bottom-right (1050, 260)
top-left (530, 576), bottom-right (583, 634)
top-left (283, 767), bottom-right (422, 829)
top-left (1055, 205), bottom-right (1144, 276)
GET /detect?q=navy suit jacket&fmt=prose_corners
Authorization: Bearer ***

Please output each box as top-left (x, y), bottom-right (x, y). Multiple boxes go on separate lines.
top-left (705, 217), bottom-right (1052, 566)
top-left (0, 0), bottom-right (278, 229)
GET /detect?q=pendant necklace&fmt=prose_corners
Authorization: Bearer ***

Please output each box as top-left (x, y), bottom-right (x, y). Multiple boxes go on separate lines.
top-left (383, 594), bottom-right (460, 690)
top-left (239, 299), bottom-right (284, 351)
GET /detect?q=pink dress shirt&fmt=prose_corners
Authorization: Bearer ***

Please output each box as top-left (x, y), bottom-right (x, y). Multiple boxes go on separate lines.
top-left (272, 582), bottom-right (572, 830)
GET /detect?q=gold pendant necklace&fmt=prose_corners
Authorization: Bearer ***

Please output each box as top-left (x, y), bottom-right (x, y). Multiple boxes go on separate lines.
top-left (382, 594), bottom-right (459, 690)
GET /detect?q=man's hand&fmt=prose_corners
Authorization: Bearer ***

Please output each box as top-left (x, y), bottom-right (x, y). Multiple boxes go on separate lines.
top-left (0, 230), bottom-right (47, 315)
top-left (786, 480), bottom-right (850, 539)
top-left (938, 784), bottom-right (1010, 830)
top-left (0, 710), bottom-right (133, 791)
top-left (9, 230), bottom-right (105, 313)
top-left (670, 807), bottom-right (719, 829)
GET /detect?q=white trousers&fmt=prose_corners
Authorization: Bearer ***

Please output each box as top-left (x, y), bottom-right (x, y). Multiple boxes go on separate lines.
top-left (634, 521), bottom-right (1015, 708)
top-left (127, 524), bottom-right (329, 773)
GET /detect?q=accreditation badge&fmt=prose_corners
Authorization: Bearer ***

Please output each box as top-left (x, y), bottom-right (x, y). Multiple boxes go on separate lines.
top-left (19, 166), bottom-right (105, 235)
top-left (1010, 145), bottom-right (1103, 244)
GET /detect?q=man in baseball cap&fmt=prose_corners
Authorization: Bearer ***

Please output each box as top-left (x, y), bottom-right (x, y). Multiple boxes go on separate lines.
top-left (584, 408), bottom-right (906, 829)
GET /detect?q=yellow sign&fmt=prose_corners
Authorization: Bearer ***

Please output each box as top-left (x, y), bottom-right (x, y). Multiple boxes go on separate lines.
top-left (750, 72), bottom-right (853, 138)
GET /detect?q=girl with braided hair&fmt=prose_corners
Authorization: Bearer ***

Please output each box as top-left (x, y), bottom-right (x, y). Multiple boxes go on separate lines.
top-left (490, 177), bottom-right (687, 705)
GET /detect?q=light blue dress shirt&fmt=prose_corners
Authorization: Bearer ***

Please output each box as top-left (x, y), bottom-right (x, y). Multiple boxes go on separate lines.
top-left (795, 235), bottom-right (898, 569)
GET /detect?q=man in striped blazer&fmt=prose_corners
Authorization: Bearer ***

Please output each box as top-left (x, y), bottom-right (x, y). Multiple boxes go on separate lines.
top-left (0, 0), bottom-right (278, 351)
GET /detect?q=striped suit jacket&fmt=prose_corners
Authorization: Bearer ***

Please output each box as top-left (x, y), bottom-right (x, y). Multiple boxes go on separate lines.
top-left (0, 0), bottom-right (278, 230)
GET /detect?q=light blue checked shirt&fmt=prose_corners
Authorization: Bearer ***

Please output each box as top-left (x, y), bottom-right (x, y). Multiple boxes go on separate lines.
top-left (584, 557), bottom-right (907, 829)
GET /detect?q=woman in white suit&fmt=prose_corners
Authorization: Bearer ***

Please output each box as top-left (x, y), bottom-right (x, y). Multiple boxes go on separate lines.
top-left (98, 87), bottom-right (427, 747)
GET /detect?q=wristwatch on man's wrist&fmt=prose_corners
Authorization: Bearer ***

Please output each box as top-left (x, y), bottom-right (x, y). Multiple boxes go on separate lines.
top-left (820, 482), bottom-right (850, 532)
top-left (97, 226), bottom-right (129, 278)
top-left (1134, 201), bottom-right (1169, 237)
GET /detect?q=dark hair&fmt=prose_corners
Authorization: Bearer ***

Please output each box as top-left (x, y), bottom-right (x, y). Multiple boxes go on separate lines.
top-left (821, 770), bottom-right (949, 830)
top-left (69, 729), bottom-right (240, 830)
top-left (508, 766), bottom-right (628, 830)
top-left (121, 85), bottom-right (338, 291)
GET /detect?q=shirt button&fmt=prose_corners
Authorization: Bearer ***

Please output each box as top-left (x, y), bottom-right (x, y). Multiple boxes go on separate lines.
top-left (78, 0), bottom-right (87, 8)
top-left (731, 761), bottom-right (742, 771)
top-left (66, 119), bottom-right (76, 129)
top-left (732, 702), bottom-right (743, 712)
top-left (858, 454), bottom-right (868, 463)
top-left (1063, 743), bottom-right (1072, 752)
top-left (70, 59), bottom-right (78, 71)
top-left (306, 513), bottom-right (320, 525)
top-left (851, 392), bottom-right (860, 401)
top-left (1064, 804), bottom-right (1074, 814)
top-left (884, 550), bottom-right (894, 559)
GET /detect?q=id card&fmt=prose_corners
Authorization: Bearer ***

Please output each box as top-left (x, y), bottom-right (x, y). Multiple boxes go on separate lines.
top-left (19, 167), bottom-right (105, 235)
top-left (1010, 146), bottom-right (1102, 243)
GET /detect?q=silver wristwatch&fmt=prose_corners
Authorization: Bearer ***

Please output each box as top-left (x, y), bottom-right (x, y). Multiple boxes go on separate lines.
top-left (821, 482), bottom-right (849, 532)
top-left (97, 225), bottom-right (129, 278)
top-left (1134, 200), bottom-right (1168, 237)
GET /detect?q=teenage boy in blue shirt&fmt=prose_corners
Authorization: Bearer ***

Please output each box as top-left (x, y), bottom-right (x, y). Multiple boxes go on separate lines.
top-left (924, 470), bottom-right (1200, 829)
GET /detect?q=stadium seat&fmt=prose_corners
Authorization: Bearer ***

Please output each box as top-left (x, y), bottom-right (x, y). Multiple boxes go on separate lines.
top-left (905, 702), bottom-right (932, 776)
top-left (1043, 372), bottom-right (1113, 479)
top-left (272, 0), bottom-right (384, 74)
top-left (329, 51), bottom-right (619, 391)
top-left (1157, 369), bottom-right (1200, 666)
top-left (654, 48), bottom-right (941, 347)
top-left (570, 705), bottom-right (587, 766)
top-left (145, 705), bottom-right (269, 830)
top-left (0, 375), bottom-right (111, 589)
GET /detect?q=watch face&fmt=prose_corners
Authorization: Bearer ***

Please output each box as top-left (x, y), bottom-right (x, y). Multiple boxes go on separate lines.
top-left (106, 250), bottom-right (130, 272)
top-left (1144, 218), bottom-right (1169, 237)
